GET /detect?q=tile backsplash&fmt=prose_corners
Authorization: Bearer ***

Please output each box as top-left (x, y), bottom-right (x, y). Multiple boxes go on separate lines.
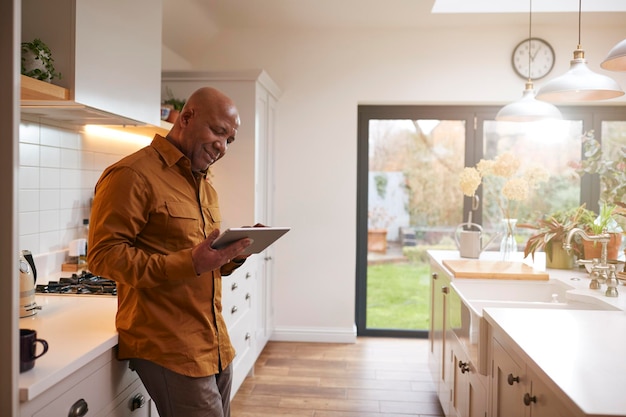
top-left (19, 118), bottom-right (150, 276)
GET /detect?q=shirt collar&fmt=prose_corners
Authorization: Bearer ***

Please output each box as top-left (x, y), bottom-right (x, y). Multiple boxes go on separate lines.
top-left (151, 135), bottom-right (208, 178)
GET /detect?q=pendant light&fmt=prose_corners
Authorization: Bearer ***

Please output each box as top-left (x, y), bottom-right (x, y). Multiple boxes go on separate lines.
top-left (496, 0), bottom-right (562, 121)
top-left (536, 0), bottom-right (624, 102)
top-left (601, 38), bottom-right (626, 72)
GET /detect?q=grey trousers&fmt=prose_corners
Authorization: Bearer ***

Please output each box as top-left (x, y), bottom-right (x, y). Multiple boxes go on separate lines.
top-left (130, 358), bottom-right (232, 417)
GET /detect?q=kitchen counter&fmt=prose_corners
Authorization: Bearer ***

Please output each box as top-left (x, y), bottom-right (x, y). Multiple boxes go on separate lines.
top-left (18, 294), bottom-right (118, 402)
top-left (484, 308), bottom-right (626, 416)
top-left (429, 250), bottom-right (626, 416)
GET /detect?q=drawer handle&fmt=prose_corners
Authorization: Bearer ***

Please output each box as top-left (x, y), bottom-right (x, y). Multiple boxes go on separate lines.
top-left (523, 393), bottom-right (537, 406)
top-left (68, 398), bottom-right (88, 417)
top-left (507, 373), bottom-right (520, 385)
top-left (130, 393), bottom-right (145, 411)
top-left (245, 272), bottom-right (251, 279)
top-left (458, 361), bottom-right (470, 374)
top-left (245, 293), bottom-right (251, 301)
top-left (231, 305), bottom-right (238, 314)
top-left (245, 332), bottom-right (251, 341)
top-left (231, 282), bottom-right (238, 291)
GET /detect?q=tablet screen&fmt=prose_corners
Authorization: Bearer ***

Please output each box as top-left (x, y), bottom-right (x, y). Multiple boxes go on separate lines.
top-left (211, 227), bottom-right (290, 255)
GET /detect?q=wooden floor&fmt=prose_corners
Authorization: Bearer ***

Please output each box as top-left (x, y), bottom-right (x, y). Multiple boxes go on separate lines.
top-left (231, 337), bottom-right (445, 417)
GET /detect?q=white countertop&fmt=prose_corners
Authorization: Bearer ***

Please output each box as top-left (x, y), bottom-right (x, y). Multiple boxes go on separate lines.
top-left (18, 294), bottom-right (118, 402)
top-left (484, 308), bottom-right (626, 417)
top-left (429, 250), bottom-right (626, 416)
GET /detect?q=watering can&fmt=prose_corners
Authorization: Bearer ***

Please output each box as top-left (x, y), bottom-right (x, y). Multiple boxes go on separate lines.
top-left (454, 222), bottom-right (500, 259)
top-left (454, 195), bottom-right (499, 258)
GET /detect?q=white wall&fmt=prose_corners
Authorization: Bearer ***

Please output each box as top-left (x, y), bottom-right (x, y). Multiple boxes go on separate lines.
top-left (160, 22), bottom-right (626, 342)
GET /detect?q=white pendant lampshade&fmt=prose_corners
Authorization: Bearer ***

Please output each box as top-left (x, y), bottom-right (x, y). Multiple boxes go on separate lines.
top-left (601, 38), bottom-right (626, 72)
top-left (496, 82), bottom-right (562, 121)
top-left (536, 47), bottom-right (624, 101)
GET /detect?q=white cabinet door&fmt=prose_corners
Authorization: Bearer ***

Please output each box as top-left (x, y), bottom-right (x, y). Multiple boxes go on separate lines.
top-left (429, 261), bottom-right (451, 415)
top-left (21, 0), bottom-right (162, 125)
top-left (491, 338), bottom-right (525, 417)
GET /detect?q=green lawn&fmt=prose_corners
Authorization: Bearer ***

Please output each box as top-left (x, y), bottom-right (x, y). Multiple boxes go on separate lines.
top-left (366, 261), bottom-right (431, 330)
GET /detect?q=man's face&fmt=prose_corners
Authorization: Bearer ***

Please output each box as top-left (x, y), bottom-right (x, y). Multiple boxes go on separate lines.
top-left (181, 105), bottom-right (240, 172)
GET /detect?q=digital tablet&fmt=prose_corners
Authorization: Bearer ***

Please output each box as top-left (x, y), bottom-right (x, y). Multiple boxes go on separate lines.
top-left (211, 227), bottom-right (291, 255)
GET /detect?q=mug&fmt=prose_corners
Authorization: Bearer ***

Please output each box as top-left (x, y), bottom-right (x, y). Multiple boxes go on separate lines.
top-left (20, 329), bottom-right (48, 373)
top-left (458, 230), bottom-right (482, 259)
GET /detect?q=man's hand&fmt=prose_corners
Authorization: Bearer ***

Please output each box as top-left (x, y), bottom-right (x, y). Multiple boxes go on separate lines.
top-left (191, 229), bottom-right (252, 275)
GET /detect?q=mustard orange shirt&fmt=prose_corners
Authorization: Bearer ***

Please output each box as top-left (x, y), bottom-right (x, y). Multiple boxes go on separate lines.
top-left (88, 135), bottom-right (241, 377)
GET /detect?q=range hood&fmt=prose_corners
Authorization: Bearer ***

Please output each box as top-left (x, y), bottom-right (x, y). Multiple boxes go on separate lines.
top-left (21, 76), bottom-right (145, 127)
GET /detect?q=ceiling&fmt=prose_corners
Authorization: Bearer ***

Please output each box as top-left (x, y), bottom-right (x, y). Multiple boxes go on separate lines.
top-left (162, 0), bottom-right (626, 60)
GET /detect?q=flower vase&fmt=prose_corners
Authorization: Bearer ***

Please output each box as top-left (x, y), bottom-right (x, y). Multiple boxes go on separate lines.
top-left (500, 218), bottom-right (518, 261)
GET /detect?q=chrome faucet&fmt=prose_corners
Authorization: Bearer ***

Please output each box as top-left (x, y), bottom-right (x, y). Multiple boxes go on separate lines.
top-left (563, 227), bottom-right (611, 267)
top-left (563, 227), bottom-right (617, 296)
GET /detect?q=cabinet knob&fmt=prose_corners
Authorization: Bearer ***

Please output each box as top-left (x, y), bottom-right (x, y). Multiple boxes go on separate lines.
top-left (264, 256), bottom-right (272, 261)
top-left (68, 398), bottom-right (89, 417)
top-left (458, 360), bottom-right (470, 374)
top-left (432, 272), bottom-right (438, 280)
top-left (130, 393), bottom-right (145, 411)
top-left (507, 373), bottom-right (520, 385)
top-left (245, 272), bottom-right (251, 279)
top-left (523, 393), bottom-right (537, 406)
top-left (231, 282), bottom-right (238, 291)
top-left (231, 305), bottom-right (238, 314)
top-left (245, 293), bottom-right (251, 301)
top-left (442, 286), bottom-right (449, 294)
top-left (245, 332), bottom-right (251, 341)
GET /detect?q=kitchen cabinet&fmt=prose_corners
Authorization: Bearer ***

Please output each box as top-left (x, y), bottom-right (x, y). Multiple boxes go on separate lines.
top-left (490, 327), bottom-right (575, 417)
top-left (20, 348), bottom-right (153, 417)
top-left (430, 256), bottom-right (488, 417)
top-left (161, 69), bottom-right (281, 397)
top-left (451, 341), bottom-right (487, 417)
top-left (21, 0), bottom-right (162, 126)
top-left (429, 260), bottom-right (452, 416)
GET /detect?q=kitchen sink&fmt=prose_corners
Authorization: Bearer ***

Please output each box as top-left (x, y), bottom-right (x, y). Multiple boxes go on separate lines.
top-left (448, 279), bottom-right (619, 376)
top-left (451, 278), bottom-right (619, 310)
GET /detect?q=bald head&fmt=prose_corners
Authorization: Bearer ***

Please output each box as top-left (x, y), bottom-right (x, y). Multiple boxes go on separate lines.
top-left (166, 87), bottom-right (240, 172)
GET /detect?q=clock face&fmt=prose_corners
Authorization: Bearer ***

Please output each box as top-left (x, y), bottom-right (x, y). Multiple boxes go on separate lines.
top-left (512, 38), bottom-right (555, 80)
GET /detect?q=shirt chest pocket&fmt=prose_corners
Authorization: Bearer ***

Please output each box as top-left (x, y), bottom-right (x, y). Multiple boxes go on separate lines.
top-left (164, 202), bottom-right (201, 248)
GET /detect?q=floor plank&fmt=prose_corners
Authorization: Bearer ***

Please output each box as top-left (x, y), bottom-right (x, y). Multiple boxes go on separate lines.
top-left (231, 337), bottom-right (445, 416)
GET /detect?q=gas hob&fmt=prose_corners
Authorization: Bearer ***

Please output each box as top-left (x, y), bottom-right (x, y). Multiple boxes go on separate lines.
top-left (36, 270), bottom-right (116, 296)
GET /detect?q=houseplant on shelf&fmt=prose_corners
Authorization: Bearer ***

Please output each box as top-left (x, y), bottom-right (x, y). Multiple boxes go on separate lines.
top-left (518, 205), bottom-right (591, 269)
top-left (21, 38), bottom-right (62, 82)
top-left (162, 87), bottom-right (186, 123)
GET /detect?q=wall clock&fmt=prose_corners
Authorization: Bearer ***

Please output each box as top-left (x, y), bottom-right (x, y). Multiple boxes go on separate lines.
top-left (511, 37), bottom-right (555, 80)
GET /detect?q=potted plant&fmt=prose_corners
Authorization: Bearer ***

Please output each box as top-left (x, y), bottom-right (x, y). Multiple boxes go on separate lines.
top-left (162, 87), bottom-right (186, 123)
top-left (367, 206), bottom-right (394, 254)
top-left (519, 205), bottom-right (590, 269)
top-left (21, 38), bottom-right (62, 82)
top-left (580, 202), bottom-right (623, 260)
top-left (572, 131), bottom-right (625, 259)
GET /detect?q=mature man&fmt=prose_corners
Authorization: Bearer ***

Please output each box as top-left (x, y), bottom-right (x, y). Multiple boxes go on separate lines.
top-left (88, 87), bottom-right (251, 417)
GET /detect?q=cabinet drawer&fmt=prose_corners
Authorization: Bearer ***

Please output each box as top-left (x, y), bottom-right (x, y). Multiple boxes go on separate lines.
top-left (31, 356), bottom-right (138, 417)
top-left (94, 378), bottom-right (151, 417)
top-left (222, 266), bottom-right (253, 328)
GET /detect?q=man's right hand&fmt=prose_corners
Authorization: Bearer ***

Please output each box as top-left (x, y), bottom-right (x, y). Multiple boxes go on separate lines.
top-left (191, 229), bottom-right (251, 275)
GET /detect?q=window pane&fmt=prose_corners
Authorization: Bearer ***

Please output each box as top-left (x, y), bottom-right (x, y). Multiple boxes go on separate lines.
top-left (481, 120), bottom-right (583, 245)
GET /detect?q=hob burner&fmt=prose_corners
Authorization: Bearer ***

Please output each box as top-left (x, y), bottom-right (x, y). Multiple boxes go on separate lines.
top-left (36, 270), bottom-right (116, 296)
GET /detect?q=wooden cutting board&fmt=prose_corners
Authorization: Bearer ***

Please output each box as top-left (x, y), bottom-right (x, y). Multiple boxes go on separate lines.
top-left (442, 259), bottom-right (549, 280)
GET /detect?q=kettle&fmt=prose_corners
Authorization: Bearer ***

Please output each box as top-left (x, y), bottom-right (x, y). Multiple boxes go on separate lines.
top-left (20, 250), bottom-right (40, 318)
top-left (454, 222), bottom-right (500, 259)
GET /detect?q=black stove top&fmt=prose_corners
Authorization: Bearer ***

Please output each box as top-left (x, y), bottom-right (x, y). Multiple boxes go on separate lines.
top-left (36, 271), bottom-right (116, 296)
